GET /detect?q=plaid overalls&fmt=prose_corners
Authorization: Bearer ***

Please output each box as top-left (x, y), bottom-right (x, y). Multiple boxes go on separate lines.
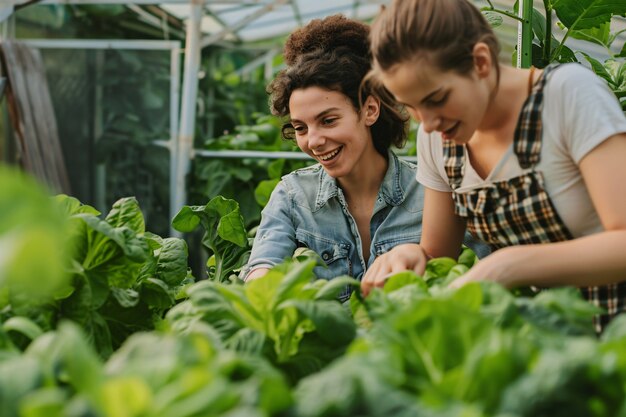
top-left (443, 64), bottom-right (626, 332)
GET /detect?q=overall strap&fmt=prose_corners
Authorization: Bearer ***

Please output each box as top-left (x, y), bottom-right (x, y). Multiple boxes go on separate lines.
top-left (443, 140), bottom-right (465, 190)
top-left (514, 64), bottom-right (559, 169)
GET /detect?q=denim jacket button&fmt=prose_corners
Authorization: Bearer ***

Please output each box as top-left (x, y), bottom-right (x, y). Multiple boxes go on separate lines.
top-left (322, 252), bottom-right (330, 261)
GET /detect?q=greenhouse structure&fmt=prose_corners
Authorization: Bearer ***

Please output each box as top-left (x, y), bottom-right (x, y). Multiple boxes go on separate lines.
top-left (1, 0), bottom-right (626, 416)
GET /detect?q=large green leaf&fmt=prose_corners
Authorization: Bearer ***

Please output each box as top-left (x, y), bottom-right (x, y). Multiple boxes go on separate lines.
top-left (53, 194), bottom-right (100, 216)
top-left (2, 317), bottom-right (44, 343)
top-left (0, 168), bottom-right (71, 308)
top-left (217, 211), bottom-right (247, 247)
top-left (568, 22), bottom-right (611, 47)
top-left (553, 0), bottom-right (626, 30)
top-left (0, 356), bottom-right (43, 417)
top-left (282, 300), bottom-right (356, 347)
top-left (153, 237), bottom-right (189, 286)
top-left (104, 197), bottom-right (145, 234)
top-left (171, 206), bottom-right (201, 233)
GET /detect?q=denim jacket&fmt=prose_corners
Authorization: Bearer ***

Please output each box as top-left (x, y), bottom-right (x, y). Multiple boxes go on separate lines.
top-left (242, 151), bottom-right (489, 300)
top-left (242, 151), bottom-right (421, 293)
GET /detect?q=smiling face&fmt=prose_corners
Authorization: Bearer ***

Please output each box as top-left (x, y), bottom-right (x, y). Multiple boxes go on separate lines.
top-left (379, 55), bottom-right (493, 145)
top-left (288, 86), bottom-right (381, 180)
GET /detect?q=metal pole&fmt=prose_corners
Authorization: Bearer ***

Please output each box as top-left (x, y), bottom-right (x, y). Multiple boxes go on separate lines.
top-left (172, 0), bottom-right (202, 235)
top-left (516, 0), bottom-right (533, 68)
top-left (169, 44), bottom-right (181, 236)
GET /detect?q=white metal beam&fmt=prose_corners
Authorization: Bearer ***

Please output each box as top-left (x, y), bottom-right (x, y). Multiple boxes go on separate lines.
top-left (200, 0), bottom-right (288, 47)
top-left (19, 39), bottom-right (180, 49)
top-left (26, 1), bottom-right (273, 4)
top-left (172, 0), bottom-right (202, 235)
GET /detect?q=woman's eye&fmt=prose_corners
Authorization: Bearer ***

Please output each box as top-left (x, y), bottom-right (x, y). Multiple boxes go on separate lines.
top-left (321, 117), bottom-right (337, 125)
top-left (293, 125), bottom-right (307, 134)
top-left (429, 94), bottom-right (449, 106)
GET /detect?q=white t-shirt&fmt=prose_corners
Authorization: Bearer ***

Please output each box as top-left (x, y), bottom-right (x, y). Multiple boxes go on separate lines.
top-left (416, 63), bottom-right (626, 239)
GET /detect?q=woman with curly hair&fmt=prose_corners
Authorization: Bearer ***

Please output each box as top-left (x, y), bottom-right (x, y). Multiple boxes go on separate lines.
top-left (240, 14), bottom-right (488, 299)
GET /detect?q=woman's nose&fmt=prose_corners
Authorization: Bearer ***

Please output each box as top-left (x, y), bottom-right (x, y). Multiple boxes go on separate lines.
top-left (419, 110), bottom-right (442, 134)
top-left (307, 126), bottom-right (326, 149)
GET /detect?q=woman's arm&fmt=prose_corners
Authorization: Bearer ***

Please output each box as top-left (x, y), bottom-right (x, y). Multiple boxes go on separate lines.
top-left (452, 133), bottom-right (626, 288)
top-left (361, 187), bottom-right (466, 295)
top-left (240, 182), bottom-right (297, 281)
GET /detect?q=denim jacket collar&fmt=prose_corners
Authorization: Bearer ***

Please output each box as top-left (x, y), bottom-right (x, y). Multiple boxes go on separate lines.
top-left (315, 150), bottom-right (407, 210)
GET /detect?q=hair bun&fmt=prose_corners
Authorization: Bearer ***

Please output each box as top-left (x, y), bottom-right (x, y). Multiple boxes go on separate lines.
top-left (283, 14), bottom-right (370, 66)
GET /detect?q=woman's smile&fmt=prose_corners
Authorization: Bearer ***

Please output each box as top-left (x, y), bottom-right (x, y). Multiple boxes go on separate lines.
top-left (315, 146), bottom-right (343, 163)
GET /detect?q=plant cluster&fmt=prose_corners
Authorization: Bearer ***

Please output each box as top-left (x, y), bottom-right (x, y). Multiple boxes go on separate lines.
top-left (485, 0), bottom-right (626, 111)
top-left (3, 166), bottom-right (626, 416)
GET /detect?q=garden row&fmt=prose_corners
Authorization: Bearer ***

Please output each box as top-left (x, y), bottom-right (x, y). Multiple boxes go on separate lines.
top-left (3, 165), bottom-right (626, 417)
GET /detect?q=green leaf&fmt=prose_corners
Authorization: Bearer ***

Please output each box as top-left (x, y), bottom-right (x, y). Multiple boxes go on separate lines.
top-left (383, 271), bottom-right (428, 293)
top-left (2, 317), bottom-right (44, 342)
top-left (111, 287), bottom-right (140, 308)
top-left (531, 8), bottom-right (547, 46)
top-left (18, 387), bottom-right (68, 417)
top-left (245, 271), bottom-right (283, 319)
top-left (141, 277), bottom-right (175, 309)
top-left (224, 327), bottom-right (266, 354)
top-left (282, 300), bottom-right (356, 347)
top-left (105, 197), bottom-right (146, 234)
top-left (214, 284), bottom-right (264, 330)
top-left (100, 377), bottom-right (153, 417)
top-left (254, 179), bottom-right (280, 208)
top-left (0, 357), bottom-right (44, 417)
top-left (217, 212), bottom-right (247, 247)
top-left (79, 215), bottom-right (149, 265)
top-left (423, 257), bottom-right (458, 283)
top-left (579, 52), bottom-right (616, 87)
top-left (273, 259), bottom-right (317, 305)
top-left (153, 238), bottom-right (189, 286)
top-left (250, 122), bottom-right (279, 143)
top-left (55, 322), bottom-right (104, 393)
top-left (568, 22), bottom-right (611, 47)
top-left (53, 194), bottom-right (100, 216)
top-left (553, 0), bottom-right (626, 30)
top-left (171, 206), bottom-right (201, 233)
top-left (449, 282), bottom-right (484, 312)
top-left (268, 159), bottom-right (285, 179)
top-left (483, 11), bottom-right (503, 28)
top-left (314, 276), bottom-right (361, 300)
top-left (458, 247), bottom-right (478, 268)
top-left (229, 166), bottom-right (253, 182)
top-left (0, 167), bottom-right (71, 307)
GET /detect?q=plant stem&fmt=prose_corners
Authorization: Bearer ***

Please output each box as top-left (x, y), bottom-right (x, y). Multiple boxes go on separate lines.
top-left (543, 0), bottom-right (552, 64)
top-left (481, 6), bottom-right (524, 23)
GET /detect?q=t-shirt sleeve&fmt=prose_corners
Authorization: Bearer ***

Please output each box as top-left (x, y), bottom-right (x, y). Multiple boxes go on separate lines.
top-left (549, 64), bottom-right (626, 164)
top-left (415, 126), bottom-right (453, 192)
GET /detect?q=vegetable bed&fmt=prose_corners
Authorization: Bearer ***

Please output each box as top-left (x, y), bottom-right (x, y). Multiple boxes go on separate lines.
top-left (1, 166), bottom-right (625, 417)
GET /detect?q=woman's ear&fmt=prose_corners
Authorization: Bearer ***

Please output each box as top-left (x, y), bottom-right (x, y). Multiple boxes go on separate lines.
top-left (472, 42), bottom-right (493, 79)
top-left (363, 95), bottom-right (381, 126)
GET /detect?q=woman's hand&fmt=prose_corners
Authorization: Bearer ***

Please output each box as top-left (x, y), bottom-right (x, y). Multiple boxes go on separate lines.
top-left (361, 243), bottom-right (428, 296)
top-left (244, 267), bottom-right (270, 282)
top-left (448, 247), bottom-right (519, 289)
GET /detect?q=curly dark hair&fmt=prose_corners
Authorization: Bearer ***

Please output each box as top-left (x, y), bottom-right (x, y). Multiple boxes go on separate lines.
top-left (267, 14), bottom-right (408, 156)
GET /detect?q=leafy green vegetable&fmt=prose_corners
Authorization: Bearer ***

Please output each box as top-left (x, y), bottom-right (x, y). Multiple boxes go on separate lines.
top-left (173, 196), bottom-right (250, 282)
